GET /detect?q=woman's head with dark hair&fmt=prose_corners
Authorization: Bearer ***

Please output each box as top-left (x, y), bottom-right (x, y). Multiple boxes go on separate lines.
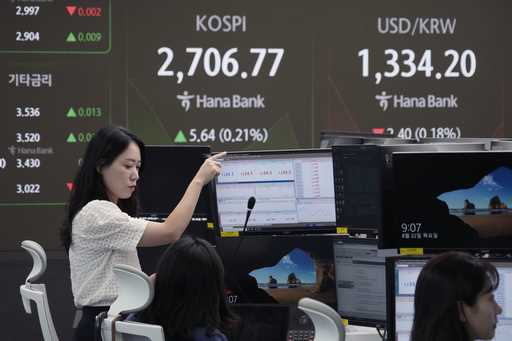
top-left (61, 126), bottom-right (145, 250)
top-left (140, 236), bottom-right (233, 340)
top-left (411, 251), bottom-right (502, 341)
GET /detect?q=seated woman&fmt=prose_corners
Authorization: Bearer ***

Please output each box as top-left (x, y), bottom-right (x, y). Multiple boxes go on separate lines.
top-left (137, 236), bottom-right (234, 341)
top-left (411, 251), bottom-right (502, 341)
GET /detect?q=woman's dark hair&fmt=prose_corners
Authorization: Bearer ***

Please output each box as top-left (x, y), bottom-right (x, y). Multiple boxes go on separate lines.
top-left (60, 126), bottom-right (145, 250)
top-left (139, 236), bottom-right (234, 340)
top-left (410, 251), bottom-right (499, 341)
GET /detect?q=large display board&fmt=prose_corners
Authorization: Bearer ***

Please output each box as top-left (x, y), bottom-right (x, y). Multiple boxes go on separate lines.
top-left (0, 0), bottom-right (510, 249)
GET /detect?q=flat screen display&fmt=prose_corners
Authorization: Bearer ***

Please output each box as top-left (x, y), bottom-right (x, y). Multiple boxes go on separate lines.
top-left (332, 145), bottom-right (384, 234)
top-left (381, 151), bottom-right (512, 249)
top-left (138, 145), bottom-right (211, 218)
top-left (212, 150), bottom-right (336, 234)
top-left (333, 238), bottom-right (386, 326)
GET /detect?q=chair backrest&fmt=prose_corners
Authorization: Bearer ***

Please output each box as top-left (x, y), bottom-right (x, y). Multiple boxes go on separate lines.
top-left (298, 298), bottom-right (345, 341)
top-left (19, 240), bottom-right (59, 341)
top-left (101, 264), bottom-right (165, 341)
top-left (21, 240), bottom-right (47, 284)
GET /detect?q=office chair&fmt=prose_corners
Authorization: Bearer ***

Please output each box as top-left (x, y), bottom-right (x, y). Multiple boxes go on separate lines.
top-left (19, 240), bottom-right (59, 341)
top-left (100, 264), bottom-right (165, 341)
top-left (298, 297), bottom-right (345, 341)
top-left (298, 298), bottom-right (382, 341)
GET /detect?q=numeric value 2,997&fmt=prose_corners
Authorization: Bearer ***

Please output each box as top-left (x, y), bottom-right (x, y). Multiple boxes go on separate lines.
top-left (15, 6), bottom-right (40, 16)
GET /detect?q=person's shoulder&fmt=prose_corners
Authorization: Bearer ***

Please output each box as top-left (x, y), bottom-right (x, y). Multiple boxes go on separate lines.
top-left (75, 200), bottom-right (119, 222)
top-left (81, 200), bottom-right (118, 213)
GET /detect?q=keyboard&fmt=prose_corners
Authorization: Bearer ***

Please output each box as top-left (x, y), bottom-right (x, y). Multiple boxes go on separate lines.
top-left (287, 329), bottom-right (315, 341)
top-left (287, 325), bottom-right (377, 340)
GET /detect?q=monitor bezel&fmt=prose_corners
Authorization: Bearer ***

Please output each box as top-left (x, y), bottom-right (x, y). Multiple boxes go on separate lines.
top-left (209, 148), bottom-right (337, 236)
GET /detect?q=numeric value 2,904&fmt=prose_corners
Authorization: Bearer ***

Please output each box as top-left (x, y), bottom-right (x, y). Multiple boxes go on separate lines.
top-left (16, 31), bottom-right (40, 42)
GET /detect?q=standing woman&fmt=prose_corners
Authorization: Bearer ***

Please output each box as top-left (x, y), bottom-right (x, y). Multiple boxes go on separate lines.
top-left (60, 126), bottom-right (225, 341)
top-left (410, 251), bottom-right (502, 341)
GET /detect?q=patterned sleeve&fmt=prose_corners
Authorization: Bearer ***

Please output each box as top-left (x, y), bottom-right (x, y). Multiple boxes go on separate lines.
top-left (77, 200), bottom-right (147, 250)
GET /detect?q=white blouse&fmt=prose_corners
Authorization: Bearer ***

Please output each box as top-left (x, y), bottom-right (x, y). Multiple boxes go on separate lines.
top-left (69, 200), bottom-right (147, 307)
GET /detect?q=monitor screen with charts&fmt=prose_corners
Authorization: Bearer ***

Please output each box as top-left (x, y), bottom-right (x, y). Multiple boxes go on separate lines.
top-left (386, 257), bottom-right (512, 341)
top-left (333, 238), bottom-right (386, 327)
top-left (212, 149), bottom-right (336, 234)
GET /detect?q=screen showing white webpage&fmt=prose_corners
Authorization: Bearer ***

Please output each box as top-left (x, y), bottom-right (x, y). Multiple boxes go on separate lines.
top-left (216, 155), bottom-right (335, 231)
top-left (334, 241), bottom-right (386, 321)
top-left (394, 262), bottom-right (512, 341)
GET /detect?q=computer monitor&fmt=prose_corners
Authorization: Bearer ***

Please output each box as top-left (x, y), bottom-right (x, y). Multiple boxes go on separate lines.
top-left (218, 235), bottom-right (337, 335)
top-left (420, 137), bottom-right (495, 150)
top-left (137, 145), bottom-right (213, 273)
top-left (382, 142), bottom-right (487, 153)
top-left (319, 132), bottom-right (365, 148)
top-left (386, 257), bottom-right (512, 341)
top-left (491, 140), bottom-right (512, 151)
top-left (138, 145), bottom-right (211, 218)
top-left (319, 130), bottom-right (395, 148)
top-left (386, 257), bottom-right (427, 341)
top-left (332, 145), bottom-right (384, 234)
top-left (363, 137), bottom-right (416, 145)
top-left (211, 149), bottom-right (336, 235)
top-left (333, 238), bottom-right (386, 327)
top-left (380, 151), bottom-right (512, 249)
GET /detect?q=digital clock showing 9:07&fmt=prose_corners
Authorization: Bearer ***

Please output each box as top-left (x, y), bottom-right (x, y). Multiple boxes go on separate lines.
top-left (401, 222), bottom-right (423, 233)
